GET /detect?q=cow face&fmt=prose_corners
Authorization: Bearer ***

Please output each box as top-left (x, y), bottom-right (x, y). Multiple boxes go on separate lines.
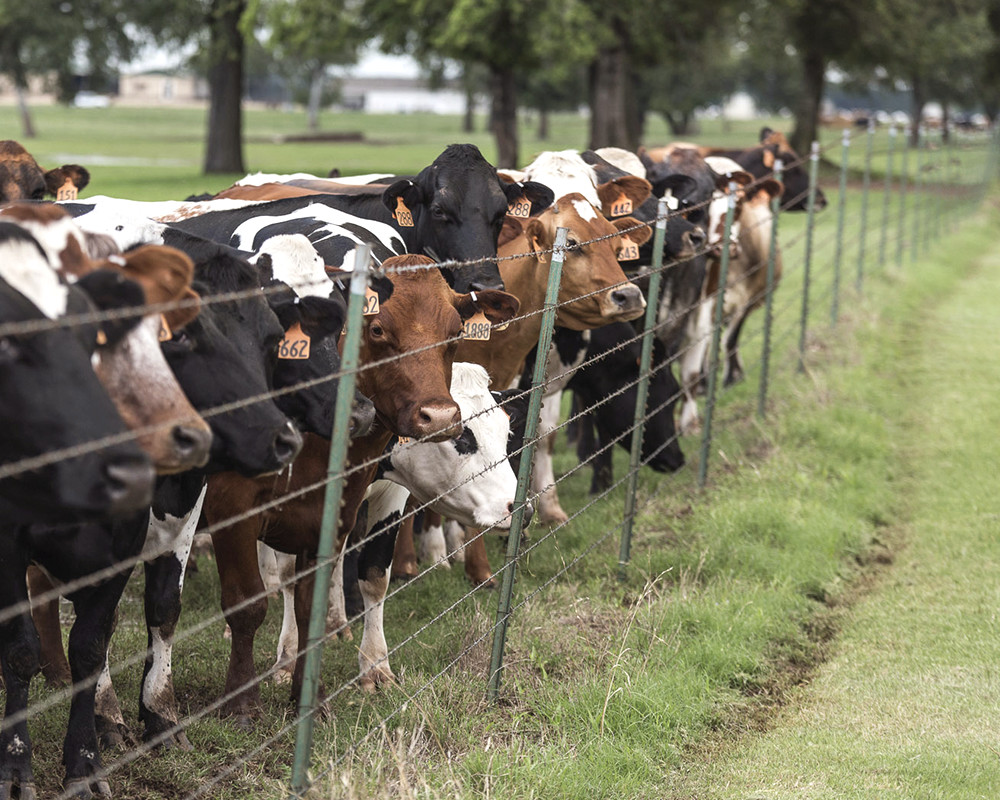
top-left (383, 363), bottom-right (518, 529)
top-left (380, 144), bottom-right (552, 293)
top-left (0, 140), bottom-right (89, 203)
top-left (160, 252), bottom-right (302, 477)
top-left (357, 254), bottom-right (518, 442)
top-left (520, 194), bottom-right (647, 330)
top-left (741, 128), bottom-right (827, 212)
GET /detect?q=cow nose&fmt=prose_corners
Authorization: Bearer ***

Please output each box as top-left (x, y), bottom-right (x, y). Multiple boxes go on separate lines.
top-left (518, 501), bottom-right (534, 527)
top-left (349, 394), bottom-right (376, 439)
top-left (411, 403), bottom-right (462, 442)
top-left (171, 424), bottom-right (213, 464)
top-left (685, 227), bottom-right (706, 253)
top-left (610, 285), bottom-right (645, 312)
top-left (273, 421), bottom-right (304, 465)
top-left (103, 454), bottom-right (155, 516)
top-left (469, 278), bottom-right (505, 292)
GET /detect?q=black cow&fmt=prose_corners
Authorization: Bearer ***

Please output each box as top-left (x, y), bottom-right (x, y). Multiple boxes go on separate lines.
top-left (568, 323), bottom-right (684, 494)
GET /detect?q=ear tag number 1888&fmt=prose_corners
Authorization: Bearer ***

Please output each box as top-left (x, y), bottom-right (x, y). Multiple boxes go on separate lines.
top-left (462, 310), bottom-right (491, 341)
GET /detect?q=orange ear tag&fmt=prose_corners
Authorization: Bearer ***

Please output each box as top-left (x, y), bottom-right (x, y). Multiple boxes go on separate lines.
top-left (506, 198), bottom-right (531, 218)
top-left (278, 322), bottom-right (311, 360)
top-left (618, 235), bottom-right (640, 261)
top-left (393, 197), bottom-right (414, 227)
top-left (363, 286), bottom-right (380, 315)
top-left (610, 193), bottom-right (633, 217)
top-left (397, 435), bottom-right (411, 445)
top-left (96, 328), bottom-right (107, 346)
top-left (158, 315), bottom-right (172, 342)
top-left (462, 310), bottom-right (491, 341)
top-left (56, 178), bottom-right (78, 201)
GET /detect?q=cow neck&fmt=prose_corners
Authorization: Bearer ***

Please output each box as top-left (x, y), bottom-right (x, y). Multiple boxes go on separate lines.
top-left (498, 231), bottom-right (551, 342)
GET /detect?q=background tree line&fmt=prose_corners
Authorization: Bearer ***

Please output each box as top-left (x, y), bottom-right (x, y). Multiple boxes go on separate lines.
top-left (3, 0), bottom-right (1000, 172)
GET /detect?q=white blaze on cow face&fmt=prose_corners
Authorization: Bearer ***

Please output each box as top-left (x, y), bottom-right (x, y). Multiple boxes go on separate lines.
top-left (0, 238), bottom-right (70, 318)
top-left (248, 234), bottom-right (334, 299)
top-left (571, 198), bottom-right (598, 222)
top-left (383, 363), bottom-right (518, 530)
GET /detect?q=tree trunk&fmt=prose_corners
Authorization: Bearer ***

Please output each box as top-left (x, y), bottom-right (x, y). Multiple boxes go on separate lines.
top-left (463, 79), bottom-right (476, 133)
top-left (941, 102), bottom-right (950, 144)
top-left (664, 110), bottom-right (693, 136)
top-left (15, 84), bottom-right (35, 140)
top-left (910, 75), bottom-right (925, 147)
top-left (538, 104), bottom-right (550, 140)
top-left (588, 41), bottom-right (634, 150)
top-left (790, 46), bottom-right (824, 155)
top-left (489, 65), bottom-right (518, 169)
top-left (307, 65), bottom-right (325, 132)
top-left (203, 0), bottom-right (247, 175)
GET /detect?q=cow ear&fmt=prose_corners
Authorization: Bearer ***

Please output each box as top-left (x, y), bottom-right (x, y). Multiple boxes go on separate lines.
top-left (498, 216), bottom-right (524, 248)
top-left (369, 274), bottom-right (394, 306)
top-left (759, 127), bottom-right (775, 144)
top-left (381, 179), bottom-right (423, 213)
top-left (711, 169), bottom-right (753, 192)
top-left (163, 287), bottom-right (201, 332)
top-left (650, 173), bottom-right (697, 202)
top-left (43, 165), bottom-right (90, 197)
top-left (613, 217), bottom-right (652, 247)
top-left (296, 294), bottom-right (348, 341)
top-left (523, 218), bottom-right (548, 255)
top-left (75, 268), bottom-right (146, 346)
top-left (453, 289), bottom-right (520, 324)
top-left (596, 175), bottom-right (651, 217)
top-left (755, 178), bottom-right (784, 201)
top-left (502, 179), bottom-right (554, 216)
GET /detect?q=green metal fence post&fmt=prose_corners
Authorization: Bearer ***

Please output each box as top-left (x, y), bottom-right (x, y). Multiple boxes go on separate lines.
top-left (698, 182), bottom-right (737, 490)
top-left (878, 124), bottom-right (896, 269)
top-left (797, 141), bottom-right (821, 374)
top-left (487, 226), bottom-right (568, 702)
top-left (924, 132), bottom-right (936, 252)
top-left (912, 127), bottom-right (923, 264)
top-left (756, 158), bottom-right (783, 419)
top-left (619, 198), bottom-right (670, 581)
top-left (896, 126), bottom-right (910, 270)
top-left (290, 245), bottom-right (371, 797)
top-left (831, 129), bottom-right (849, 325)
top-left (856, 118), bottom-right (875, 292)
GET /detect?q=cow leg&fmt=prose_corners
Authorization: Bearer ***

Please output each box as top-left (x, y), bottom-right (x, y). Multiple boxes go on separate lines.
top-left (722, 308), bottom-right (749, 387)
top-left (679, 299), bottom-right (713, 435)
top-left (590, 424), bottom-right (615, 495)
top-left (259, 547), bottom-right (298, 685)
top-left (26, 565), bottom-right (71, 688)
top-left (444, 519), bottom-right (465, 564)
top-left (463, 528), bottom-right (495, 587)
top-left (138, 485), bottom-right (206, 750)
top-left (356, 527), bottom-right (398, 692)
top-left (0, 541), bottom-right (40, 800)
top-left (94, 659), bottom-right (130, 751)
top-left (532, 392), bottom-right (569, 525)
top-left (416, 511), bottom-right (448, 568)
top-left (390, 515), bottom-right (418, 581)
top-left (61, 579), bottom-right (129, 799)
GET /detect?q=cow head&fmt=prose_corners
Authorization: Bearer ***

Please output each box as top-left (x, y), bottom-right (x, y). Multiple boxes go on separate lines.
top-left (380, 144), bottom-right (553, 293)
top-left (357, 254), bottom-right (518, 441)
top-left (517, 194), bottom-right (648, 330)
top-left (0, 140), bottom-right (89, 203)
top-left (752, 128), bottom-right (827, 211)
top-left (0, 222), bottom-right (155, 522)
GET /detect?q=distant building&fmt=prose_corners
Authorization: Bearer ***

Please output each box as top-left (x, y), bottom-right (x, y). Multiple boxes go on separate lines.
top-left (338, 76), bottom-right (481, 115)
top-left (117, 71), bottom-right (207, 105)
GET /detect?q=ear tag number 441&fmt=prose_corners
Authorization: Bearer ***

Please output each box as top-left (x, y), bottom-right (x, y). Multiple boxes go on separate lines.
top-left (279, 322), bottom-right (311, 360)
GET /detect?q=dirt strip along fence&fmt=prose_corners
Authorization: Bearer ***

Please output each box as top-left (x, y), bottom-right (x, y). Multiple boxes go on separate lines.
top-left (1, 124), bottom-right (996, 800)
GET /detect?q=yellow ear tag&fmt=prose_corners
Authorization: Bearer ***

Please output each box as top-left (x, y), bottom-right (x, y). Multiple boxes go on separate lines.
top-left (462, 310), bottom-right (491, 341)
top-left (158, 315), bottom-right (172, 342)
top-left (363, 286), bottom-right (380, 315)
top-left (507, 198), bottom-right (531, 218)
top-left (96, 328), bottom-right (107, 346)
top-left (56, 178), bottom-right (78, 201)
top-left (610, 192), bottom-right (633, 217)
top-left (397, 435), bottom-right (411, 445)
top-left (618, 235), bottom-right (639, 261)
top-left (393, 196), bottom-right (414, 227)
top-left (278, 322), bottom-right (311, 360)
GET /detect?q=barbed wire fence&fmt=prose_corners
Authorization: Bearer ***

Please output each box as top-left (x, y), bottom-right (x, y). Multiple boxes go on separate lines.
top-left (1, 123), bottom-right (996, 800)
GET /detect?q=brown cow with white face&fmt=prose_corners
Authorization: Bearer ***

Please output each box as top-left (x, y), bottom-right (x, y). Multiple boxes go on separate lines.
top-left (202, 254), bottom-right (519, 723)
top-left (0, 140), bottom-right (90, 203)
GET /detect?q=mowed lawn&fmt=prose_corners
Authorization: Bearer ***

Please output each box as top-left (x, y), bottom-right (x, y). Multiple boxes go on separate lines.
top-left (1, 103), bottom-right (997, 799)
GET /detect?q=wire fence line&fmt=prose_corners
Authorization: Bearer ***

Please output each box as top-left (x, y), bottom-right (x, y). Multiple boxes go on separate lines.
top-left (0, 126), bottom-right (994, 799)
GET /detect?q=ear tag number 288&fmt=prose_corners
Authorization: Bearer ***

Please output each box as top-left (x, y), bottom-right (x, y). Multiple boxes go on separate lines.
top-left (278, 322), bottom-right (311, 360)
top-left (393, 197), bottom-right (414, 227)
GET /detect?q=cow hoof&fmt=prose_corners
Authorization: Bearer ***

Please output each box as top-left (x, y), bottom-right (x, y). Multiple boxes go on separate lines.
top-left (97, 721), bottom-right (132, 751)
top-left (390, 563), bottom-right (418, 582)
top-left (0, 779), bottom-right (37, 800)
top-left (359, 667), bottom-right (396, 693)
top-left (42, 665), bottom-right (72, 688)
top-left (271, 668), bottom-right (293, 686)
top-left (468, 573), bottom-right (496, 589)
top-left (64, 777), bottom-right (108, 799)
top-left (157, 731), bottom-right (193, 752)
top-left (540, 509), bottom-right (569, 526)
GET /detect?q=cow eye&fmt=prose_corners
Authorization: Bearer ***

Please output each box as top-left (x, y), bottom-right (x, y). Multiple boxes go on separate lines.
top-left (431, 206), bottom-right (448, 220)
top-left (369, 322), bottom-right (384, 338)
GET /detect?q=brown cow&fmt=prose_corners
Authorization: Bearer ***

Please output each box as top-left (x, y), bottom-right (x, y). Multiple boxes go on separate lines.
top-left (202, 254), bottom-right (518, 722)
top-left (392, 193), bottom-right (652, 583)
top-left (0, 139), bottom-right (90, 202)
top-left (213, 179), bottom-right (386, 201)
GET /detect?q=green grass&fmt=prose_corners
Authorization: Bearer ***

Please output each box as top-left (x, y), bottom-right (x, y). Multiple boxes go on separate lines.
top-left (4, 105), bottom-right (998, 799)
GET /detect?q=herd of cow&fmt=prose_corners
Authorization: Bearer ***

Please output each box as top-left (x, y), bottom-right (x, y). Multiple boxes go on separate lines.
top-left (0, 128), bottom-right (825, 798)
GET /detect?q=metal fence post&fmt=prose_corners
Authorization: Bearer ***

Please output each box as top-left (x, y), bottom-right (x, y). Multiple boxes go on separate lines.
top-left (619, 199), bottom-right (669, 580)
top-left (797, 142), bottom-right (821, 373)
top-left (924, 131), bottom-right (936, 252)
top-left (757, 159), bottom-right (783, 420)
top-left (878, 124), bottom-right (896, 269)
top-left (831, 130), bottom-right (849, 325)
top-left (487, 226), bottom-right (568, 702)
top-left (698, 182), bottom-right (737, 490)
top-left (912, 127), bottom-right (923, 264)
top-left (856, 118), bottom-right (875, 292)
top-left (290, 245), bottom-right (371, 797)
top-left (896, 127), bottom-right (910, 270)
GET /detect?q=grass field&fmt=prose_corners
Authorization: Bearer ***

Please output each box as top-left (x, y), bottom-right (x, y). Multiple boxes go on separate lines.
top-left (2, 105), bottom-right (997, 799)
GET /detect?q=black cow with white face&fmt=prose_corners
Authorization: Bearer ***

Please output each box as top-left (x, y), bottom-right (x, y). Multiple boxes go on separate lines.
top-left (568, 323), bottom-right (685, 494)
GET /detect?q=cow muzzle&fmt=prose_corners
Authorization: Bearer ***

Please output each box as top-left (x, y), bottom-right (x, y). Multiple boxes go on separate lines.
top-left (599, 283), bottom-right (645, 322)
top-left (406, 401), bottom-right (462, 442)
top-left (681, 227), bottom-right (706, 258)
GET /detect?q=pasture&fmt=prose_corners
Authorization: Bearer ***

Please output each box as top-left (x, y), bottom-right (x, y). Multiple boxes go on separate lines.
top-left (1, 104), bottom-right (995, 799)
